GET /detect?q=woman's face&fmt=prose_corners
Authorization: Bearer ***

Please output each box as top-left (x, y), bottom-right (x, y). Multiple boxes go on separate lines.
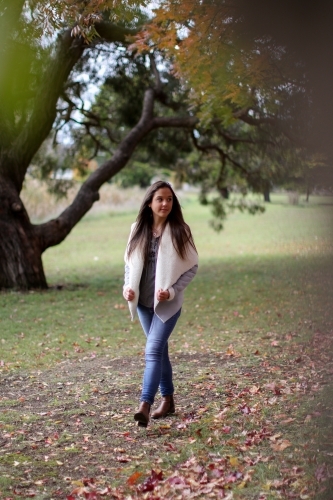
top-left (149, 187), bottom-right (173, 221)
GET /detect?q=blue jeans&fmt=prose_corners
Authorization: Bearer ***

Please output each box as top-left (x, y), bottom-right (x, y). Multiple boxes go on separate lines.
top-left (137, 303), bottom-right (181, 405)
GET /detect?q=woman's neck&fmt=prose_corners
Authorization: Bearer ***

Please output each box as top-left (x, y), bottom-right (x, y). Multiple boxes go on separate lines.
top-left (152, 217), bottom-right (166, 237)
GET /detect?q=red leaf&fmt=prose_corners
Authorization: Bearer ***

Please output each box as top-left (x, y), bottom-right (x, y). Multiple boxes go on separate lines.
top-left (168, 475), bottom-right (186, 486)
top-left (239, 404), bottom-right (251, 414)
top-left (82, 478), bottom-right (95, 487)
top-left (138, 470), bottom-right (163, 492)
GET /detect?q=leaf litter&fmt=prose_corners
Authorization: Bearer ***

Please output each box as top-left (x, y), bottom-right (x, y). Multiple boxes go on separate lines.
top-left (1, 327), bottom-right (333, 499)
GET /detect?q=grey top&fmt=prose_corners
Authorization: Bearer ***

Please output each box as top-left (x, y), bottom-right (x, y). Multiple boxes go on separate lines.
top-left (139, 236), bottom-right (160, 307)
top-left (124, 257), bottom-right (198, 316)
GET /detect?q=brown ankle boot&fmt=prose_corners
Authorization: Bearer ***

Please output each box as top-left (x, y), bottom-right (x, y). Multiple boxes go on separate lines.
top-left (151, 395), bottom-right (175, 419)
top-left (134, 401), bottom-right (151, 427)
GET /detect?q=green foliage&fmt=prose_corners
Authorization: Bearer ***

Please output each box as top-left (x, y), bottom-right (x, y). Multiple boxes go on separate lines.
top-left (114, 160), bottom-right (155, 188)
top-left (29, 140), bottom-right (75, 199)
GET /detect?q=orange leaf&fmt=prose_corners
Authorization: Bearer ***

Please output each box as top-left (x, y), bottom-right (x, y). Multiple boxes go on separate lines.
top-left (127, 471), bottom-right (142, 485)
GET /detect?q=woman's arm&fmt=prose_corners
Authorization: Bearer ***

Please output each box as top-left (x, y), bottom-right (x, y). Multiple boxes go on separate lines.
top-left (123, 264), bottom-right (135, 301)
top-left (167, 264), bottom-right (198, 301)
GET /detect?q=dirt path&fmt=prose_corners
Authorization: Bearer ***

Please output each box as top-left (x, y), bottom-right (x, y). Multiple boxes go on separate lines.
top-left (1, 336), bottom-right (333, 499)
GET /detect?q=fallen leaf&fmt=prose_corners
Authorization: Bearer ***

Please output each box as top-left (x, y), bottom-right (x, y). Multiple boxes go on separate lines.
top-left (127, 471), bottom-right (143, 485)
top-left (229, 456), bottom-right (239, 467)
top-left (281, 418), bottom-right (295, 425)
top-left (270, 439), bottom-right (292, 451)
top-left (269, 433), bottom-right (282, 442)
top-left (249, 385), bottom-right (260, 394)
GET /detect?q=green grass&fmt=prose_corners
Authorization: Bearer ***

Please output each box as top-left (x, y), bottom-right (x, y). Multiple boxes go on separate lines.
top-left (1, 193), bottom-right (332, 370)
top-left (1, 192), bottom-right (333, 499)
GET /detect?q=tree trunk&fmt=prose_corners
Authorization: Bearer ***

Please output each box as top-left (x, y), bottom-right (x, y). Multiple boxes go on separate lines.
top-left (218, 187), bottom-right (229, 199)
top-left (0, 177), bottom-right (47, 289)
top-left (306, 182), bottom-right (310, 202)
top-left (263, 186), bottom-right (271, 202)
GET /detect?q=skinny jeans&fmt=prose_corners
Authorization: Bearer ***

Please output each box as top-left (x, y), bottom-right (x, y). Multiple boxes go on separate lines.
top-left (137, 303), bottom-right (181, 405)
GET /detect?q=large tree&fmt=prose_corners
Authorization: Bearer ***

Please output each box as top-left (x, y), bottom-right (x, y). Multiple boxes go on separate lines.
top-left (0, 1), bottom-right (197, 289)
top-left (0, 0), bottom-right (327, 290)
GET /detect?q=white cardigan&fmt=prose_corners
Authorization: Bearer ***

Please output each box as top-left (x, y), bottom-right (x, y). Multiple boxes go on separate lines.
top-left (124, 222), bottom-right (198, 322)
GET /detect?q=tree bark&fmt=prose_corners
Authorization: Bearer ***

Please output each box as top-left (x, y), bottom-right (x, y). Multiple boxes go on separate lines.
top-left (0, 176), bottom-right (46, 289)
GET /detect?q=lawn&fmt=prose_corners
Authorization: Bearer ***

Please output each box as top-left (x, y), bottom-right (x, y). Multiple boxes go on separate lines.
top-left (1, 192), bottom-right (333, 499)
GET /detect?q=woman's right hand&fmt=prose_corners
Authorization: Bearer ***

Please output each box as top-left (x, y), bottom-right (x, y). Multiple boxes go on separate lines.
top-left (123, 287), bottom-right (135, 301)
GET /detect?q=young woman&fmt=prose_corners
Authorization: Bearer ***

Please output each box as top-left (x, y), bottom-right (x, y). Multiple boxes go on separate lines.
top-left (123, 181), bottom-right (198, 427)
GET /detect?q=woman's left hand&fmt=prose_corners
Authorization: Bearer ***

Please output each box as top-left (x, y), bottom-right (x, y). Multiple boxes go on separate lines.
top-left (157, 289), bottom-right (170, 302)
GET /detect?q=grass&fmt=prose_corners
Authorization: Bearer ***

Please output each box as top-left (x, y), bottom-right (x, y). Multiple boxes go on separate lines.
top-left (1, 192), bottom-right (333, 499)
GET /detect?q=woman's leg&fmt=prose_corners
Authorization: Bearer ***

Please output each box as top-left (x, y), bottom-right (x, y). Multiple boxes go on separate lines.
top-left (137, 305), bottom-right (181, 406)
top-left (151, 339), bottom-right (176, 420)
top-left (159, 341), bottom-right (173, 397)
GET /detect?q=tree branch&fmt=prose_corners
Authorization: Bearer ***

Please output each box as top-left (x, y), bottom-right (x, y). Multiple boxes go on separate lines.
top-left (36, 90), bottom-right (198, 251)
top-left (152, 116), bottom-right (198, 128)
top-left (37, 88), bottom-right (156, 249)
top-left (191, 131), bottom-right (249, 175)
top-left (149, 53), bottom-right (162, 93)
top-left (94, 21), bottom-right (138, 43)
top-left (215, 126), bottom-right (275, 147)
top-left (10, 30), bottom-right (86, 188)
top-left (0, 0), bottom-right (28, 147)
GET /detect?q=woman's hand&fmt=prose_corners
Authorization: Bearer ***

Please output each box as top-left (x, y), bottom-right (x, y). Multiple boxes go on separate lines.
top-left (157, 289), bottom-right (170, 302)
top-left (123, 287), bottom-right (135, 301)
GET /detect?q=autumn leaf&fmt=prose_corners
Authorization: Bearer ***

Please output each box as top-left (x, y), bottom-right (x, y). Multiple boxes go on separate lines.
top-left (270, 439), bottom-right (292, 451)
top-left (229, 456), bottom-right (240, 467)
top-left (137, 470), bottom-right (163, 493)
top-left (127, 471), bottom-right (143, 485)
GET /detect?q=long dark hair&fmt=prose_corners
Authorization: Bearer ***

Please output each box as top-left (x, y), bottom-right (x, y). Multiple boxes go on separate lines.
top-left (127, 181), bottom-right (197, 264)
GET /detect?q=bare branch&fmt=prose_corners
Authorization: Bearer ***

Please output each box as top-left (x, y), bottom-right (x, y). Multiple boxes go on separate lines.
top-left (191, 131), bottom-right (226, 159)
top-left (191, 131), bottom-right (249, 175)
top-left (224, 152), bottom-right (249, 175)
top-left (215, 126), bottom-right (275, 147)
